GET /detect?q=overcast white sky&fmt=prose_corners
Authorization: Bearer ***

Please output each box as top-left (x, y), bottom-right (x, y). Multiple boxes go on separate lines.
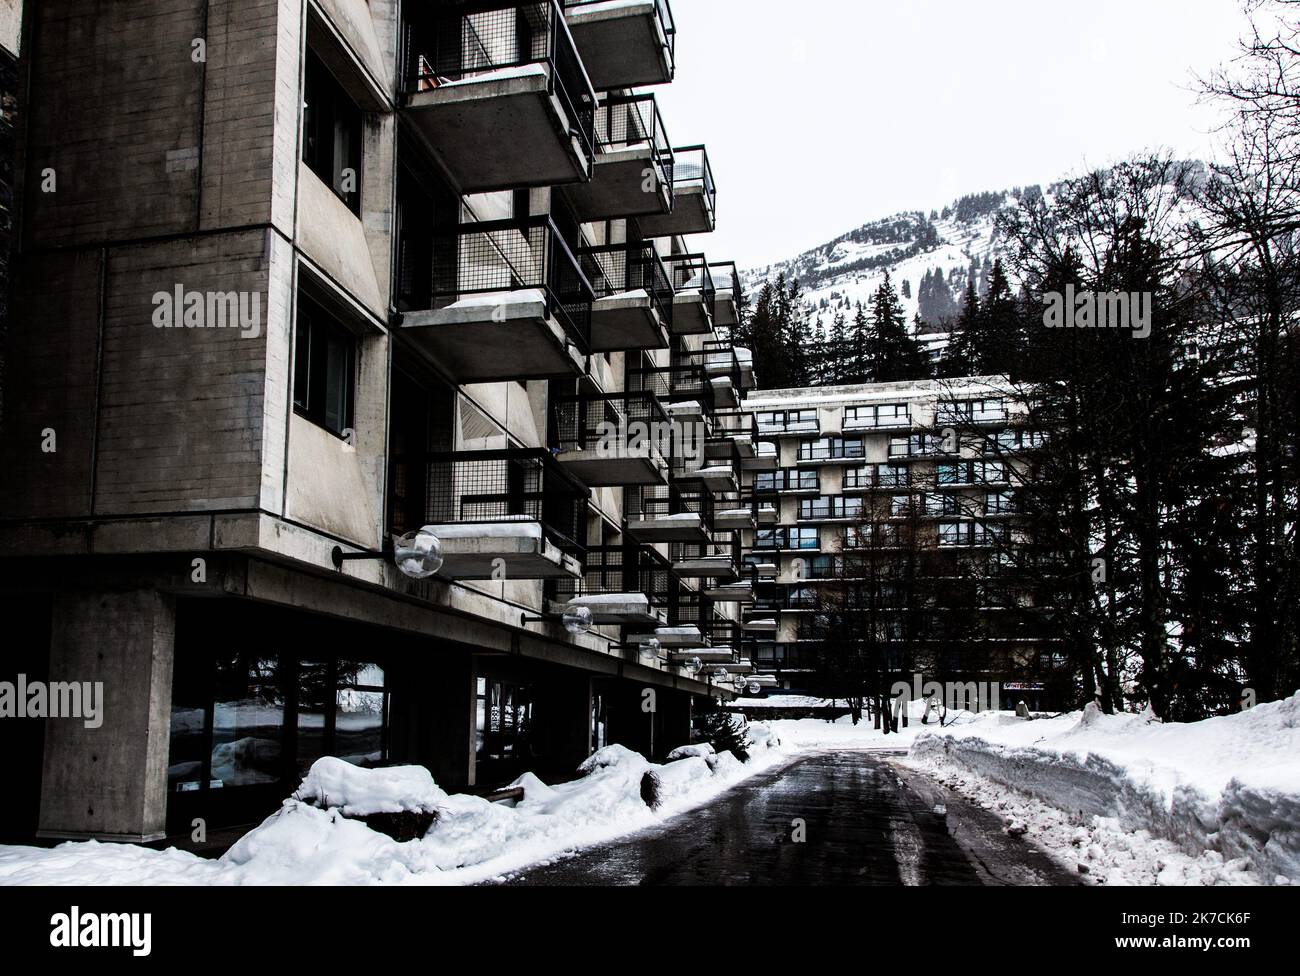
top-left (654, 0), bottom-right (1252, 269)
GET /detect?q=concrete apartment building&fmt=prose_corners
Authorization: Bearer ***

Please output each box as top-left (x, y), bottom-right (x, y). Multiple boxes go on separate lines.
top-left (0, 0), bottom-right (758, 845)
top-left (737, 379), bottom-right (1066, 708)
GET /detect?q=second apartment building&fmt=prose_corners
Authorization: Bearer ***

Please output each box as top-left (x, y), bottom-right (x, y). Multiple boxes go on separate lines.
top-left (0, 0), bottom-right (758, 845)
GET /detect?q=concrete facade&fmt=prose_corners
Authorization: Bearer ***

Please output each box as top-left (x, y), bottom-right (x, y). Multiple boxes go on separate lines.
top-left (0, 0), bottom-right (749, 844)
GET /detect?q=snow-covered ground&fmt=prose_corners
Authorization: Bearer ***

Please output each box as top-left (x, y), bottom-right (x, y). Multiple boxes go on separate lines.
top-left (0, 732), bottom-right (789, 887)
top-left (904, 695), bottom-right (1300, 886)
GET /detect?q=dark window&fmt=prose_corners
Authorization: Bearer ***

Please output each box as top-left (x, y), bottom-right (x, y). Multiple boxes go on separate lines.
top-left (303, 49), bottom-right (364, 215)
top-left (294, 295), bottom-right (356, 438)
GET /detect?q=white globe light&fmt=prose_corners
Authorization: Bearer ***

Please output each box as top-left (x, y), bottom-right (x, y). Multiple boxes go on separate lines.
top-left (639, 637), bottom-right (661, 661)
top-left (713, 666), bottom-right (728, 679)
top-left (747, 681), bottom-right (761, 695)
top-left (562, 605), bottom-right (594, 635)
top-left (686, 656), bottom-right (703, 675)
top-left (394, 529), bottom-right (443, 580)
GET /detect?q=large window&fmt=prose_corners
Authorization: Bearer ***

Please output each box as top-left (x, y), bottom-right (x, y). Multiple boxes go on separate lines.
top-left (167, 653), bottom-right (390, 795)
top-left (303, 49), bottom-right (364, 214)
top-left (754, 467), bottom-right (819, 493)
top-left (755, 526), bottom-right (819, 550)
top-left (756, 409), bottom-right (817, 433)
top-left (294, 294), bottom-right (356, 438)
top-left (799, 496), bottom-right (864, 520)
top-left (845, 403), bottom-right (909, 429)
top-left (798, 436), bottom-right (865, 462)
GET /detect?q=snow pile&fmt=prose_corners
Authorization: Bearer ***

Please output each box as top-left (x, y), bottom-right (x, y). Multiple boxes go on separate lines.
top-left (908, 694), bottom-right (1300, 884)
top-left (293, 757), bottom-right (445, 816)
top-left (0, 742), bottom-right (788, 887)
top-left (766, 700), bottom-right (983, 750)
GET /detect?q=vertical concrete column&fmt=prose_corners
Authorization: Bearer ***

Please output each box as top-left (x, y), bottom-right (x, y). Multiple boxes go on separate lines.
top-left (389, 649), bottom-right (477, 792)
top-left (38, 589), bottom-right (176, 842)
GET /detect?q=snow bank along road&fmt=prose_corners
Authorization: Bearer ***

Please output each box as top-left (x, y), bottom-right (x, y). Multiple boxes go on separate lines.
top-left (501, 751), bottom-right (1080, 885)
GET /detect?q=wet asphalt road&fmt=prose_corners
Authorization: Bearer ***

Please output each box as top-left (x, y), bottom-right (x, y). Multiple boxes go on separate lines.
top-left (503, 751), bottom-right (1080, 886)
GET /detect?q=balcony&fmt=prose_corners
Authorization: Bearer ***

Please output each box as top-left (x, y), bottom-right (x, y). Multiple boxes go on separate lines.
top-left (638, 145), bottom-right (716, 236)
top-left (627, 480), bottom-right (712, 543)
top-left (403, 2), bottom-right (596, 192)
top-left (552, 545), bottom-right (667, 625)
top-left (629, 362), bottom-right (716, 418)
top-left (708, 262), bottom-right (742, 329)
top-left (672, 542), bottom-right (739, 579)
top-left (395, 448), bottom-right (588, 579)
top-left (563, 0), bottom-right (676, 89)
top-left (566, 94), bottom-right (674, 220)
top-left (704, 579), bottom-right (755, 602)
top-left (660, 253), bottom-right (715, 335)
top-left (744, 440), bottom-right (779, 472)
top-left (580, 241), bottom-right (672, 351)
top-left (400, 217), bottom-right (593, 382)
top-left (551, 391), bottom-right (670, 486)
top-left (755, 409), bottom-right (820, 437)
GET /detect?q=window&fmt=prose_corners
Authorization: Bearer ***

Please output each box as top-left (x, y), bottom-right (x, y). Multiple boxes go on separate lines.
top-left (799, 496), bottom-right (863, 520)
top-left (986, 490), bottom-right (1015, 514)
top-left (756, 409), bottom-right (817, 433)
top-left (755, 468), bottom-right (818, 493)
top-left (845, 403), bottom-right (909, 428)
top-left (798, 436), bottom-right (865, 461)
top-left (876, 463), bottom-right (909, 488)
top-left (294, 294), bottom-right (356, 437)
top-left (756, 526), bottom-right (819, 550)
top-left (938, 398), bottom-right (1005, 425)
top-left (303, 49), bottom-right (364, 215)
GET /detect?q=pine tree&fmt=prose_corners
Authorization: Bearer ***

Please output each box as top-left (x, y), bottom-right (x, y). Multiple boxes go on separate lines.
top-left (865, 272), bottom-right (931, 382)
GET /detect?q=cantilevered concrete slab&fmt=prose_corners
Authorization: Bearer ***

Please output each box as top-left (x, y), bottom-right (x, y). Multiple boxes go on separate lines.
top-left (565, 146), bottom-right (671, 220)
top-left (638, 184), bottom-right (715, 237)
top-left (430, 522), bottom-right (581, 580)
top-left (713, 507), bottom-right (756, 531)
top-left (704, 580), bottom-right (754, 602)
top-left (710, 376), bottom-right (738, 409)
top-left (742, 617), bottom-right (778, 633)
top-left (627, 511), bottom-right (708, 542)
top-left (630, 625), bottom-right (702, 649)
top-left (669, 647), bottom-right (734, 665)
top-left (404, 66), bottom-right (589, 192)
top-left (714, 288), bottom-right (738, 328)
top-left (755, 504), bottom-right (779, 525)
top-left (589, 290), bottom-right (669, 352)
top-left (562, 594), bottom-right (664, 626)
top-left (564, 0), bottom-right (674, 89)
top-left (671, 289), bottom-right (713, 335)
top-left (402, 291), bottom-right (585, 382)
top-left (672, 554), bottom-right (737, 579)
top-left (556, 443), bottom-right (667, 487)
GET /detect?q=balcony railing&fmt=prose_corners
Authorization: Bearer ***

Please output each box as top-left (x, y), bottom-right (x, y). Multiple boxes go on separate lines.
top-left (394, 447), bottom-right (589, 566)
top-left (843, 465), bottom-right (911, 491)
top-left (424, 216), bottom-right (594, 356)
top-left (668, 144), bottom-right (715, 219)
top-left (755, 410), bottom-right (820, 436)
top-left (581, 240), bottom-right (673, 330)
top-left (406, 2), bottom-right (596, 172)
top-left (628, 361), bottom-right (714, 411)
top-left (551, 390), bottom-right (670, 454)
top-left (638, 143), bottom-right (716, 237)
top-left (554, 543), bottom-right (672, 607)
top-left (597, 92), bottom-right (672, 168)
top-left (798, 496), bottom-right (866, 521)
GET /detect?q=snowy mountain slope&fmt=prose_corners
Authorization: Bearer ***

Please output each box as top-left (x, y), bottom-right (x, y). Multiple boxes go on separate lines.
top-left (746, 186), bottom-right (1040, 335)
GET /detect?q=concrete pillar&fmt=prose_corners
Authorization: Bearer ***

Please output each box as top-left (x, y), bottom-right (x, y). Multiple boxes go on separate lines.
top-left (389, 648), bottom-right (477, 792)
top-left (38, 589), bottom-right (176, 842)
